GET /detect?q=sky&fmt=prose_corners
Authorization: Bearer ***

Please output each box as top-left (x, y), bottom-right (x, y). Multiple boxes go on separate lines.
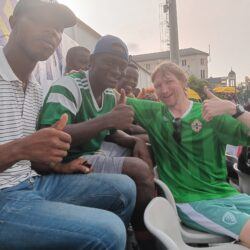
top-left (59, 0), bottom-right (250, 82)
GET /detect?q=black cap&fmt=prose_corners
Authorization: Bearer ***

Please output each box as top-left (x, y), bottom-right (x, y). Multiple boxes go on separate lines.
top-left (13, 0), bottom-right (76, 28)
top-left (93, 35), bottom-right (129, 62)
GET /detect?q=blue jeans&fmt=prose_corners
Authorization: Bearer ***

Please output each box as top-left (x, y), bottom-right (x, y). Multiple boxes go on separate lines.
top-left (0, 173), bottom-right (136, 250)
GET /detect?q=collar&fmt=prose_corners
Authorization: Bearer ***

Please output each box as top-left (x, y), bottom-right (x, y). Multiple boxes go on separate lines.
top-left (0, 47), bottom-right (39, 85)
top-left (0, 47), bottom-right (19, 82)
top-left (181, 101), bottom-right (193, 118)
top-left (169, 101), bottom-right (193, 119)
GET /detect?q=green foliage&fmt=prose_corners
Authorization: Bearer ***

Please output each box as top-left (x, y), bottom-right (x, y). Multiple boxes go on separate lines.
top-left (188, 75), bottom-right (208, 100)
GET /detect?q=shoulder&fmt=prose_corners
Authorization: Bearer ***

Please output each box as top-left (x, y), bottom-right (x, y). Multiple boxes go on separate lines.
top-left (104, 88), bottom-right (116, 97)
top-left (128, 97), bottom-right (163, 107)
top-left (192, 101), bottom-right (203, 110)
top-left (49, 73), bottom-right (88, 99)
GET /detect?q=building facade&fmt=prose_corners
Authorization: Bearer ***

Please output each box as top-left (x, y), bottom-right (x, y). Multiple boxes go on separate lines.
top-left (206, 69), bottom-right (237, 88)
top-left (133, 48), bottom-right (209, 81)
top-left (64, 18), bottom-right (101, 52)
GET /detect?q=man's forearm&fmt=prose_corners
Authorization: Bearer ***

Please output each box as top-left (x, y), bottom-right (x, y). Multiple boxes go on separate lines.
top-left (106, 130), bottom-right (137, 148)
top-left (224, 102), bottom-right (250, 128)
top-left (238, 112), bottom-right (250, 129)
top-left (125, 124), bottom-right (146, 135)
top-left (0, 139), bottom-right (23, 173)
top-left (64, 114), bottom-right (112, 146)
top-left (31, 161), bottom-right (53, 174)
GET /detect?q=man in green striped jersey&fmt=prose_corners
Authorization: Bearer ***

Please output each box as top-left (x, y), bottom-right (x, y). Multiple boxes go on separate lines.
top-left (39, 35), bottom-right (155, 245)
top-left (126, 61), bottom-right (250, 247)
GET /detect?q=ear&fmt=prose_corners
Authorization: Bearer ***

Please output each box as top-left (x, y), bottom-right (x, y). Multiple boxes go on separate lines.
top-left (9, 15), bottom-right (15, 29)
top-left (89, 54), bottom-right (96, 70)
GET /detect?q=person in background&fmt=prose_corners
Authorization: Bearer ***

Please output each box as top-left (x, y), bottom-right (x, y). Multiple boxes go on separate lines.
top-left (65, 46), bottom-right (91, 74)
top-left (133, 87), bottom-right (141, 98)
top-left (137, 86), bottom-right (159, 102)
top-left (117, 61), bottom-right (139, 98)
top-left (116, 61), bottom-right (149, 141)
top-left (0, 1), bottom-right (136, 249)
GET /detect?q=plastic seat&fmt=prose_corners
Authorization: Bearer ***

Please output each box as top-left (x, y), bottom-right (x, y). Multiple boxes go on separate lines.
top-left (234, 163), bottom-right (250, 195)
top-left (153, 167), bottom-right (233, 244)
top-left (144, 197), bottom-right (248, 250)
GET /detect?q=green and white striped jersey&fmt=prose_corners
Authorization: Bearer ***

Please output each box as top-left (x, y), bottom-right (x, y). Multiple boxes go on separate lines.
top-left (39, 72), bottom-right (117, 161)
top-left (127, 98), bottom-right (250, 203)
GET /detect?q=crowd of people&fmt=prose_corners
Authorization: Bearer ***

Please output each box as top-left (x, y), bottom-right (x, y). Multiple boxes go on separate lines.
top-left (0, 0), bottom-right (250, 250)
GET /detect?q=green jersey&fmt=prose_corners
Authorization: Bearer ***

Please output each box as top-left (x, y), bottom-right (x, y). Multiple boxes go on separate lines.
top-left (127, 98), bottom-right (250, 203)
top-left (39, 72), bottom-right (116, 161)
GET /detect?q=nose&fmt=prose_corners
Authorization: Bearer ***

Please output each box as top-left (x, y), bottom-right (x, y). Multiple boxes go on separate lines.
top-left (111, 65), bottom-right (123, 79)
top-left (160, 84), bottom-right (169, 94)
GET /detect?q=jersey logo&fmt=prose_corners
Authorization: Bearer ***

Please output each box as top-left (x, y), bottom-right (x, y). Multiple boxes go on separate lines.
top-left (191, 119), bottom-right (202, 133)
top-left (222, 212), bottom-right (237, 225)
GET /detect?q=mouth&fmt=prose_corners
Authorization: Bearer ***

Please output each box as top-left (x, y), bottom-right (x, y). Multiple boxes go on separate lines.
top-left (107, 76), bottom-right (119, 87)
top-left (161, 93), bottom-right (173, 99)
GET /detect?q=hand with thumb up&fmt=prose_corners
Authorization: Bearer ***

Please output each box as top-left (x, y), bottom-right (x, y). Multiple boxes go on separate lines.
top-left (106, 89), bottom-right (134, 130)
top-left (118, 88), bottom-right (127, 105)
top-left (202, 87), bottom-right (236, 121)
top-left (17, 114), bottom-right (72, 165)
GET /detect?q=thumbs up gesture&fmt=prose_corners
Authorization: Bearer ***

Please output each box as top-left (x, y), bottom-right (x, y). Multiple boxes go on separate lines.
top-left (202, 87), bottom-right (236, 121)
top-left (52, 113), bottom-right (68, 130)
top-left (106, 89), bottom-right (134, 130)
top-left (18, 114), bottom-right (72, 165)
top-left (204, 86), bottom-right (219, 100)
top-left (118, 89), bottom-right (126, 104)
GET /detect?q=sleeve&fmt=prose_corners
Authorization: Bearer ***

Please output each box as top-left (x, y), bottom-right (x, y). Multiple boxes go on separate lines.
top-left (211, 114), bottom-right (250, 146)
top-left (39, 76), bottom-right (82, 127)
top-left (126, 98), bottom-right (163, 128)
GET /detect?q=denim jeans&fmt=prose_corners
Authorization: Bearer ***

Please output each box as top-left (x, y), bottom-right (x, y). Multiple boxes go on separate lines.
top-left (0, 173), bottom-right (136, 250)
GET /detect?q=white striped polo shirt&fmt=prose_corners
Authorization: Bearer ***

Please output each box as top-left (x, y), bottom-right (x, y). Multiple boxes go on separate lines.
top-left (0, 47), bottom-right (42, 189)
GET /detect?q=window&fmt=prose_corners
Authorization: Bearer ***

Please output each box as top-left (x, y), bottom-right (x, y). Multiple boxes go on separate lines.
top-left (200, 70), bottom-right (206, 79)
top-left (201, 58), bottom-right (205, 65)
top-left (182, 59), bottom-right (187, 66)
top-left (146, 64), bottom-right (151, 70)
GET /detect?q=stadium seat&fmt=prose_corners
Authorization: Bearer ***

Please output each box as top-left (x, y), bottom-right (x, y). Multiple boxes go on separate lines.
top-left (234, 163), bottom-right (250, 195)
top-left (144, 197), bottom-right (248, 250)
top-left (154, 167), bottom-right (233, 244)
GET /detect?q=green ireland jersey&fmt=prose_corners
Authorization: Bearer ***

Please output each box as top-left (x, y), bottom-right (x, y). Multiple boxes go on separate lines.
top-left (127, 98), bottom-right (250, 203)
top-left (39, 72), bottom-right (117, 161)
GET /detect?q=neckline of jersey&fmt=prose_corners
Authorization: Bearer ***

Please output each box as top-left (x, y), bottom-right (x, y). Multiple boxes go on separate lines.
top-left (169, 101), bottom-right (193, 119)
top-left (86, 72), bottom-right (105, 112)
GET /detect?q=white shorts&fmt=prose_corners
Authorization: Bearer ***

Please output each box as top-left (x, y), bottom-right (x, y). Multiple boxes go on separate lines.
top-left (83, 142), bottom-right (131, 174)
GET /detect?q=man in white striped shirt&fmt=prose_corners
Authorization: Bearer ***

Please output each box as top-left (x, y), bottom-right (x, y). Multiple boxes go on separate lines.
top-left (0, 1), bottom-right (136, 249)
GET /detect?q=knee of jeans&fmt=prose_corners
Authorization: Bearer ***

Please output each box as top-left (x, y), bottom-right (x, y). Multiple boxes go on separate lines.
top-left (117, 175), bottom-right (137, 206)
top-left (101, 214), bottom-right (126, 250)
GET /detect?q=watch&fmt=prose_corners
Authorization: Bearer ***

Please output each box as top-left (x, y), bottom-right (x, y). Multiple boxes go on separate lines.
top-left (232, 104), bottom-right (245, 118)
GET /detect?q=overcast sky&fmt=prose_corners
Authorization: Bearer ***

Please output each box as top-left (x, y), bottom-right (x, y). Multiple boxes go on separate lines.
top-left (59, 0), bottom-right (250, 82)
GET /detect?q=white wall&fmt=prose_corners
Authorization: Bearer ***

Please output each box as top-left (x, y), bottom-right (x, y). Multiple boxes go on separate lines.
top-left (64, 20), bottom-right (100, 52)
top-left (182, 55), bottom-right (208, 79)
top-left (137, 68), bottom-right (152, 89)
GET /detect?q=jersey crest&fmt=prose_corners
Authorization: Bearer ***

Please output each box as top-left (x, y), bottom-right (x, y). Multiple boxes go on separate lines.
top-left (191, 119), bottom-right (202, 133)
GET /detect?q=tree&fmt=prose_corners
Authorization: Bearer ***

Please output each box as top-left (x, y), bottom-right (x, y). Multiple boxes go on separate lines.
top-left (188, 75), bottom-right (208, 100)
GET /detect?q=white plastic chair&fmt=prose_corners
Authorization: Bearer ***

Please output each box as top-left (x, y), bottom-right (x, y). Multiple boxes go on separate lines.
top-left (154, 167), bottom-right (233, 244)
top-left (144, 197), bottom-right (248, 250)
top-left (234, 163), bottom-right (250, 195)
